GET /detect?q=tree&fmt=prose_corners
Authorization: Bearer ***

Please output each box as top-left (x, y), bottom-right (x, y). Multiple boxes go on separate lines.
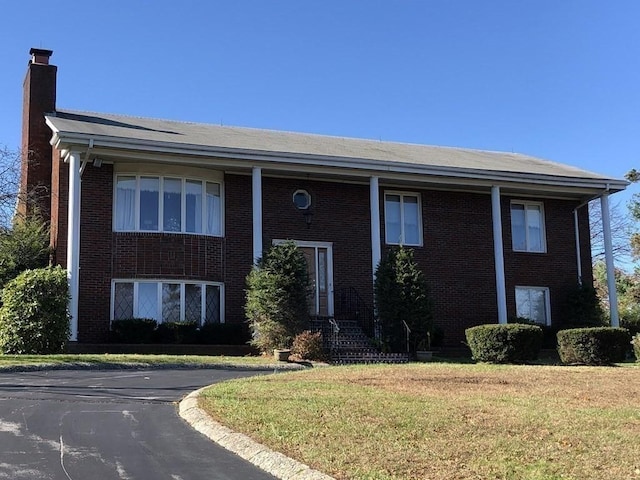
top-left (245, 241), bottom-right (310, 352)
top-left (589, 199), bottom-right (634, 265)
top-left (0, 146), bottom-right (21, 229)
top-left (374, 246), bottom-right (433, 353)
top-left (0, 216), bottom-right (51, 289)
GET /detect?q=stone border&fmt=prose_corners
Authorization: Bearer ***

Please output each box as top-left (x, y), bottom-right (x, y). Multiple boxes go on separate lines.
top-left (179, 386), bottom-right (335, 480)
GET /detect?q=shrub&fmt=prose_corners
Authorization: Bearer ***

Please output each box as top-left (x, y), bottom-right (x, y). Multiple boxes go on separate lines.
top-left (557, 327), bottom-right (631, 365)
top-left (632, 334), bottom-right (640, 362)
top-left (292, 330), bottom-right (325, 361)
top-left (620, 314), bottom-right (640, 338)
top-left (374, 246), bottom-right (433, 353)
top-left (560, 284), bottom-right (605, 327)
top-left (198, 323), bottom-right (250, 345)
top-left (110, 318), bottom-right (157, 343)
top-left (0, 216), bottom-right (51, 289)
top-left (465, 324), bottom-right (543, 364)
top-left (245, 241), bottom-right (310, 353)
top-left (155, 322), bottom-right (198, 344)
top-left (0, 266), bottom-right (69, 354)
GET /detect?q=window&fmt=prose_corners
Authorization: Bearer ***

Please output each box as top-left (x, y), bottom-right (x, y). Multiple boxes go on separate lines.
top-left (112, 280), bottom-right (223, 324)
top-left (115, 175), bottom-right (222, 236)
top-left (515, 286), bottom-right (550, 325)
top-left (293, 190), bottom-right (311, 210)
top-left (384, 192), bottom-right (421, 245)
top-left (511, 201), bottom-right (545, 252)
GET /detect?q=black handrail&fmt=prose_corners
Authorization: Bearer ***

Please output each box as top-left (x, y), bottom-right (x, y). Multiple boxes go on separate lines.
top-left (334, 287), bottom-right (376, 339)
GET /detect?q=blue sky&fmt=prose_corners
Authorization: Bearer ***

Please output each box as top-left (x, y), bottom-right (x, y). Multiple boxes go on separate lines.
top-left (2, 1), bottom-right (639, 197)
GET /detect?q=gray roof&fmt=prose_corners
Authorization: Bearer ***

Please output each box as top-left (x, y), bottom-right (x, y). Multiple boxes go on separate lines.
top-left (46, 109), bottom-right (625, 191)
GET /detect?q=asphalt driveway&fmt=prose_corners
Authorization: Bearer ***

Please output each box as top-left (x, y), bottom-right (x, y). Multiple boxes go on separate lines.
top-left (0, 368), bottom-right (278, 480)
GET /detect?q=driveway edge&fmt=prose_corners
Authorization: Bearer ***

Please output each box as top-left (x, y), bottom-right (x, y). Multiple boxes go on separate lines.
top-left (179, 386), bottom-right (336, 480)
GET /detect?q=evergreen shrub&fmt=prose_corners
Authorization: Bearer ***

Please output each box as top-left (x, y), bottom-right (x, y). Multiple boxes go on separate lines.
top-left (0, 266), bottom-right (69, 354)
top-left (155, 321), bottom-right (198, 344)
top-left (557, 327), bottom-right (631, 365)
top-left (198, 323), bottom-right (251, 345)
top-left (374, 246), bottom-right (433, 353)
top-left (465, 324), bottom-right (543, 363)
top-left (0, 216), bottom-right (50, 289)
top-left (110, 318), bottom-right (157, 343)
top-left (245, 241), bottom-right (310, 353)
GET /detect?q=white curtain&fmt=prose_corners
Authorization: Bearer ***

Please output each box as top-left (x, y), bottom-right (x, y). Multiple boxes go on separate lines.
top-left (115, 177), bottom-right (135, 230)
top-left (207, 183), bottom-right (221, 235)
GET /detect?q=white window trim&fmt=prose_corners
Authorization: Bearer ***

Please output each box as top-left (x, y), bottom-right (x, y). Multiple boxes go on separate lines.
top-left (515, 286), bottom-right (551, 326)
top-left (383, 191), bottom-right (423, 246)
top-left (113, 173), bottom-right (225, 237)
top-left (110, 279), bottom-right (225, 325)
top-left (510, 200), bottom-right (546, 253)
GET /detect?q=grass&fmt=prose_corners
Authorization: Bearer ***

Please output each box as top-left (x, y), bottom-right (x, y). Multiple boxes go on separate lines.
top-left (199, 362), bottom-right (640, 480)
top-left (0, 353), bottom-right (276, 368)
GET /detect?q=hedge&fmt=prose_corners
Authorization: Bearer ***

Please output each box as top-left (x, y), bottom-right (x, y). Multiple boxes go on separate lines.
top-left (0, 266), bottom-right (70, 354)
top-left (557, 327), bottom-right (631, 365)
top-left (465, 324), bottom-right (543, 364)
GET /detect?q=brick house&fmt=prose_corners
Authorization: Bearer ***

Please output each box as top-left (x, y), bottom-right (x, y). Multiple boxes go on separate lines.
top-left (20, 48), bottom-right (626, 347)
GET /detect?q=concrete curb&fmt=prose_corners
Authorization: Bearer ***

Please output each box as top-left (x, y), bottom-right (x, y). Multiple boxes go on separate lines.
top-left (0, 362), bottom-right (308, 373)
top-left (179, 386), bottom-right (336, 480)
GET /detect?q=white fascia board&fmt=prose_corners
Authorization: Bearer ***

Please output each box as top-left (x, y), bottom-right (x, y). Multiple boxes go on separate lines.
top-left (49, 130), bottom-right (629, 194)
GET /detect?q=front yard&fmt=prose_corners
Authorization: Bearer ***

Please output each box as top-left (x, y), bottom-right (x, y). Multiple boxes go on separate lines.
top-left (199, 362), bottom-right (640, 480)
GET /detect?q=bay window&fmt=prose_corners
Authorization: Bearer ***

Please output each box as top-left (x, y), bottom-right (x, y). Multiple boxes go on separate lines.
top-left (112, 280), bottom-right (223, 324)
top-left (115, 175), bottom-right (222, 236)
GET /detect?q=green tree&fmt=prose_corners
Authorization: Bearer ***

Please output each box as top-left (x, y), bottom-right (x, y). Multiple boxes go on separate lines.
top-left (0, 216), bottom-right (50, 288)
top-left (245, 241), bottom-right (310, 352)
top-left (374, 246), bottom-right (433, 353)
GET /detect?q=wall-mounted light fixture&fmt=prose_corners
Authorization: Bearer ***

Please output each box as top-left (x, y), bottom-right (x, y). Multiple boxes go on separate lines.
top-left (93, 158), bottom-right (103, 168)
top-left (302, 210), bottom-right (313, 228)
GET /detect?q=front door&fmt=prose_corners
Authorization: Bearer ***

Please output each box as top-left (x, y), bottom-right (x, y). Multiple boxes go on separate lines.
top-left (300, 246), bottom-right (331, 316)
top-left (274, 240), bottom-right (334, 316)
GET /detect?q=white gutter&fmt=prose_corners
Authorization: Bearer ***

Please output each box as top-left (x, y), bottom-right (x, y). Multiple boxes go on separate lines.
top-left (46, 125), bottom-right (628, 194)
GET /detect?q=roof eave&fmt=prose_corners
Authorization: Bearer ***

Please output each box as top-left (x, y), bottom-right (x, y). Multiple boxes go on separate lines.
top-left (48, 129), bottom-right (629, 195)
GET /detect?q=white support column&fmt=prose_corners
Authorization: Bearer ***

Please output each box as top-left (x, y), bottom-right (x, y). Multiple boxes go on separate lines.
top-left (252, 167), bottom-right (263, 264)
top-left (66, 151), bottom-right (81, 341)
top-left (573, 209), bottom-right (583, 286)
top-left (491, 186), bottom-right (508, 324)
top-left (601, 193), bottom-right (620, 327)
top-left (370, 176), bottom-right (381, 283)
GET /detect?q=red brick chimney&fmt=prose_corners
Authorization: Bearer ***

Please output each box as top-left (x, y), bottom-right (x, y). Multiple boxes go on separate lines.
top-left (19, 48), bottom-right (57, 219)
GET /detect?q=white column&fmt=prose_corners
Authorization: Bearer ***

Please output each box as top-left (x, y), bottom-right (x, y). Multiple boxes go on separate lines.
top-left (66, 151), bottom-right (81, 341)
top-left (370, 176), bottom-right (381, 283)
top-left (252, 167), bottom-right (263, 264)
top-left (491, 186), bottom-right (508, 324)
top-left (573, 209), bottom-right (583, 286)
top-left (601, 193), bottom-right (620, 327)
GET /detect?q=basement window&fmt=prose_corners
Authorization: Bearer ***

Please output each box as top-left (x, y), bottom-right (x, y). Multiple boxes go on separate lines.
top-left (515, 286), bottom-right (550, 325)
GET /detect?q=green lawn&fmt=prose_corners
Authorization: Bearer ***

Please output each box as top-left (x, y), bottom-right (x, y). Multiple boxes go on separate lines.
top-left (199, 362), bottom-right (640, 480)
top-left (0, 353), bottom-right (276, 369)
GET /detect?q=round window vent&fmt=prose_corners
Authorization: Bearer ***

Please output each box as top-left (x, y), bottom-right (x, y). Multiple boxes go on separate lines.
top-left (293, 190), bottom-right (311, 210)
